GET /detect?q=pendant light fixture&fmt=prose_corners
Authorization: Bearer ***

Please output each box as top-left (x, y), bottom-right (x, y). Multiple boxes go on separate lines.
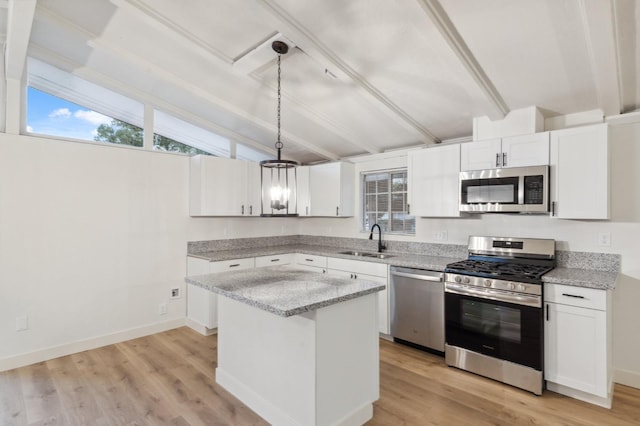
top-left (260, 41), bottom-right (299, 217)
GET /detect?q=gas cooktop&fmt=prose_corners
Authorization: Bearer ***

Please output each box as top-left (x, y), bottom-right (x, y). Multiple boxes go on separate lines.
top-left (444, 259), bottom-right (554, 284)
top-left (444, 236), bottom-right (556, 285)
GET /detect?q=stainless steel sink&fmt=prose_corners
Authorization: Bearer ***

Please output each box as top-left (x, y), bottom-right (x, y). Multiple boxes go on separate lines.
top-left (338, 250), bottom-right (394, 259)
top-left (364, 253), bottom-right (394, 259)
top-left (338, 250), bottom-right (367, 256)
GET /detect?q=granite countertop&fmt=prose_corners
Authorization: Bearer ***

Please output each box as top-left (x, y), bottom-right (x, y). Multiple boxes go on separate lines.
top-left (542, 267), bottom-right (618, 290)
top-left (185, 265), bottom-right (385, 317)
top-left (187, 243), bottom-right (619, 290)
top-left (188, 243), bottom-right (460, 272)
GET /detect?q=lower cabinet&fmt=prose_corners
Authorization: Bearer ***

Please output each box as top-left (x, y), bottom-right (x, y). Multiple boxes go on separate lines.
top-left (186, 257), bottom-right (255, 334)
top-left (293, 253), bottom-right (328, 273)
top-left (544, 283), bottom-right (612, 408)
top-left (326, 257), bottom-right (390, 335)
top-left (186, 253), bottom-right (390, 337)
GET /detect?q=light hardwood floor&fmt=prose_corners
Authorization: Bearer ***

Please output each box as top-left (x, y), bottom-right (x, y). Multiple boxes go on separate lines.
top-left (1, 327), bottom-right (639, 425)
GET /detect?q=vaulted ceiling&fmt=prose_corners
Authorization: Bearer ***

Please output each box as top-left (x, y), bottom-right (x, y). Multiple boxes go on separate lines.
top-left (3, 0), bottom-right (639, 164)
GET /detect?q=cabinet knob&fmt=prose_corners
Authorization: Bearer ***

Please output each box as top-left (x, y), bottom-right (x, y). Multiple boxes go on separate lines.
top-left (495, 153), bottom-right (500, 167)
top-left (336, 206), bottom-right (339, 216)
top-left (502, 152), bottom-right (507, 167)
top-left (241, 205), bottom-right (245, 215)
top-left (249, 205), bottom-right (253, 215)
top-left (407, 203), bottom-right (410, 215)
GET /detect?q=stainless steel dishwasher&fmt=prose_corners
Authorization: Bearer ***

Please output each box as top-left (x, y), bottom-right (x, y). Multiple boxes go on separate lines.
top-left (390, 266), bottom-right (444, 353)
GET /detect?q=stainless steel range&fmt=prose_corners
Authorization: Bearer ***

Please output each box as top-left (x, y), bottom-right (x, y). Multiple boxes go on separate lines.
top-left (444, 236), bottom-right (555, 395)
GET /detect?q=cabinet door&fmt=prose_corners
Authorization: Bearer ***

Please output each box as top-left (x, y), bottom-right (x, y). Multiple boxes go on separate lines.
top-left (408, 144), bottom-right (461, 217)
top-left (190, 156), bottom-right (248, 216)
top-left (186, 257), bottom-right (211, 276)
top-left (309, 162), bottom-right (354, 216)
top-left (501, 132), bottom-right (549, 168)
top-left (549, 124), bottom-right (609, 219)
top-left (460, 138), bottom-right (501, 171)
top-left (244, 161), bottom-right (262, 216)
top-left (296, 166), bottom-right (311, 216)
top-left (327, 261), bottom-right (389, 335)
top-left (187, 257), bottom-right (254, 331)
top-left (544, 302), bottom-right (608, 397)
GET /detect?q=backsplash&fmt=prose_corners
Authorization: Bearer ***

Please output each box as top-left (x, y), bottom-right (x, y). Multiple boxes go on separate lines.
top-left (188, 235), bottom-right (620, 273)
top-left (555, 250), bottom-right (620, 272)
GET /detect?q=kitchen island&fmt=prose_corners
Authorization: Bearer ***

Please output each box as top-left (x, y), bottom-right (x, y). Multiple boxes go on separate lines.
top-left (185, 266), bottom-right (385, 426)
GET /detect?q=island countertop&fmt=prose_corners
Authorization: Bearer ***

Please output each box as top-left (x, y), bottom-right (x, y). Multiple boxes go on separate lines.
top-left (185, 265), bottom-right (385, 317)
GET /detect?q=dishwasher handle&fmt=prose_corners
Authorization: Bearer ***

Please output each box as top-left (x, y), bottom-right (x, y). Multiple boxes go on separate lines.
top-left (390, 270), bottom-right (443, 282)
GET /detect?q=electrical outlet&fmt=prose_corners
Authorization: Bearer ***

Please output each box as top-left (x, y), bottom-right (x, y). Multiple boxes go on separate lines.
top-left (16, 315), bottom-right (28, 332)
top-left (434, 230), bottom-right (448, 241)
top-left (598, 232), bottom-right (611, 247)
top-left (159, 303), bottom-right (168, 316)
top-left (170, 287), bottom-right (181, 299)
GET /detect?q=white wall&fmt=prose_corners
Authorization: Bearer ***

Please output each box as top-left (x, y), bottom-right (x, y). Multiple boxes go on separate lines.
top-left (0, 134), bottom-right (297, 370)
top-left (2, 122), bottom-right (639, 388)
top-left (299, 120), bottom-right (640, 388)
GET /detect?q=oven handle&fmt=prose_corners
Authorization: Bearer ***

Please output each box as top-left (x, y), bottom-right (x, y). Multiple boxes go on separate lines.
top-left (445, 282), bottom-right (541, 308)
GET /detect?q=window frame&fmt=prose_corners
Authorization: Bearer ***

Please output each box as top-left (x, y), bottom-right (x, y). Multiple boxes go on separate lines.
top-left (361, 168), bottom-right (415, 236)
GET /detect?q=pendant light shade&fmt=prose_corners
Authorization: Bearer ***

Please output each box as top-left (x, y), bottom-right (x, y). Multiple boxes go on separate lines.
top-left (260, 41), bottom-right (299, 217)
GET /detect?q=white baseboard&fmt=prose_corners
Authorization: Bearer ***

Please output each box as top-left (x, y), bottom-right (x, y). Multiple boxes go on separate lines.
top-left (185, 318), bottom-right (218, 336)
top-left (0, 318), bottom-right (186, 372)
top-left (615, 368), bottom-right (640, 390)
top-left (546, 381), bottom-right (612, 409)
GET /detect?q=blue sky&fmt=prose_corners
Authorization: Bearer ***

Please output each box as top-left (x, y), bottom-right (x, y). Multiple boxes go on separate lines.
top-left (27, 87), bottom-right (113, 141)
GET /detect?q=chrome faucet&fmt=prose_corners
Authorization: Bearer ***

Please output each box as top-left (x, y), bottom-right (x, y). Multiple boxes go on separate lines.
top-left (369, 223), bottom-right (387, 253)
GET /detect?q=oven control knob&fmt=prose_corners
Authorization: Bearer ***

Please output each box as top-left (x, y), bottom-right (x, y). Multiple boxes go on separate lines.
top-left (454, 275), bottom-right (462, 283)
top-left (483, 279), bottom-right (492, 287)
top-left (463, 277), bottom-right (471, 284)
top-left (517, 284), bottom-right (526, 291)
top-left (508, 282), bottom-right (516, 290)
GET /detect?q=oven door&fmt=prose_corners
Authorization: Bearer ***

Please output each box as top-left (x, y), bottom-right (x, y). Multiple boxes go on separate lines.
top-left (445, 283), bottom-right (543, 370)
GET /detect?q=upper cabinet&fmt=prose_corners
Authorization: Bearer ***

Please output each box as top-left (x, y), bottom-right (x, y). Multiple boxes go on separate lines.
top-left (190, 155), bottom-right (261, 217)
top-left (549, 124), bottom-right (609, 220)
top-left (461, 133), bottom-right (549, 171)
top-left (408, 144), bottom-right (462, 217)
top-left (309, 162), bottom-right (355, 217)
top-left (296, 165), bottom-right (311, 217)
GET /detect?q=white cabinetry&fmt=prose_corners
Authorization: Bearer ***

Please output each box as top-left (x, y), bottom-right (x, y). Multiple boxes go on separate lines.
top-left (294, 253), bottom-right (327, 273)
top-left (255, 253), bottom-right (293, 267)
top-left (296, 165), bottom-right (311, 216)
top-left (461, 133), bottom-right (549, 171)
top-left (186, 257), bottom-right (255, 334)
top-left (190, 155), bottom-right (261, 216)
top-left (544, 283), bottom-right (612, 408)
top-left (408, 144), bottom-right (461, 217)
top-left (549, 124), bottom-right (609, 219)
top-left (309, 162), bottom-right (355, 217)
top-left (327, 257), bottom-right (389, 335)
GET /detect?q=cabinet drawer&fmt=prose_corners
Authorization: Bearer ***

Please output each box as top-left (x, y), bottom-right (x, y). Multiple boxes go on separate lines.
top-left (255, 253), bottom-right (293, 267)
top-left (210, 258), bottom-right (255, 273)
top-left (544, 283), bottom-right (607, 310)
top-left (327, 257), bottom-right (387, 278)
top-left (295, 253), bottom-right (328, 269)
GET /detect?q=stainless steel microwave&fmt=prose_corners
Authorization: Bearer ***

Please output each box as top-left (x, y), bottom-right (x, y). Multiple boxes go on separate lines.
top-left (459, 165), bottom-right (549, 213)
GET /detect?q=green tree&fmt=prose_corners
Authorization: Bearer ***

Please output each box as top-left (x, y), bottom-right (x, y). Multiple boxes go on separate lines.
top-left (94, 118), bottom-right (210, 155)
top-left (94, 119), bottom-right (143, 147)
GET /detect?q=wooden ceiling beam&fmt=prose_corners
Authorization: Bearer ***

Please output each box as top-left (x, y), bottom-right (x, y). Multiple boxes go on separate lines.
top-left (33, 5), bottom-right (340, 162)
top-left (579, 0), bottom-right (621, 117)
top-left (5, 0), bottom-right (36, 79)
top-left (256, 0), bottom-right (441, 145)
top-left (415, 0), bottom-right (508, 121)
